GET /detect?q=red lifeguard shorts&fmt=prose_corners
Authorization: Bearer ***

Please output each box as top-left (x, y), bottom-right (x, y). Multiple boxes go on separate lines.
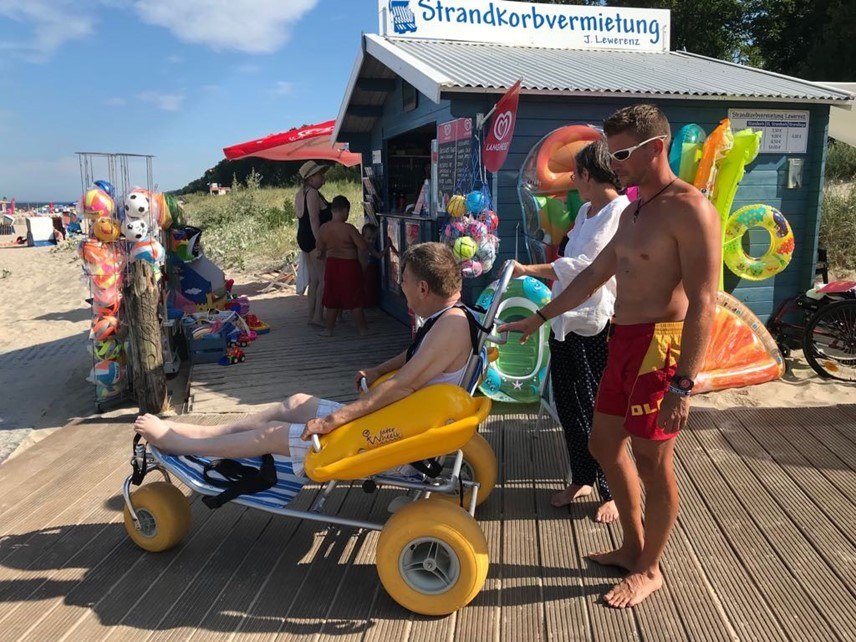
top-left (594, 321), bottom-right (683, 440)
top-left (323, 257), bottom-right (365, 309)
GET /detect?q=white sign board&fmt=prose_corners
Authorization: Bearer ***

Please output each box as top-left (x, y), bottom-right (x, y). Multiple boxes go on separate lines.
top-left (379, 0), bottom-right (670, 52)
top-left (728, 109), bottom-right (810, 154)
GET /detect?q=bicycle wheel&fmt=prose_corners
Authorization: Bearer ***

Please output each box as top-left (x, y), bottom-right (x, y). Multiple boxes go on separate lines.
top-left (803, 300), bottom-right (856, 382)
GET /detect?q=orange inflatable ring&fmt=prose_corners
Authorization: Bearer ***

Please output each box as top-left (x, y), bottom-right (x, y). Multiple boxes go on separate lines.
top-left (535, 125), bottom-right (602, 194)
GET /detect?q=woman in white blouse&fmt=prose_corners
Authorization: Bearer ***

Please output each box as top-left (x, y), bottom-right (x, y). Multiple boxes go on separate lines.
top-left (511, 140), bottom-right (628, 523)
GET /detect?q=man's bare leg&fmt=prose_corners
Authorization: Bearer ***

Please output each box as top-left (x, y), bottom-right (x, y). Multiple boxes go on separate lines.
top-left (352, 308), bottom-right (368, 336)
top-left (152, 393), bottom-right (320, 440)
top-left (586, 412), bottom-right (643, 571)
top-left (550, 483), bottom-right (592, 508)
top-left (320, 308), bottom-right (338, 337)
top-left (135, 414), bottom-right (293, 458)
top-left (603, 436), bottom-right (678, 608)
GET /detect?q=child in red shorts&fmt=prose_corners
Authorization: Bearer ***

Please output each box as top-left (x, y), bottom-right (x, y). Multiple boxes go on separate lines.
top-left (316, 196), bottom-right (383, 337)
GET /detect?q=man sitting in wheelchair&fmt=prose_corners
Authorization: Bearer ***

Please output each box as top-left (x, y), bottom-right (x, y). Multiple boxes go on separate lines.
top-left (134, 242), bottom-right (478, 478)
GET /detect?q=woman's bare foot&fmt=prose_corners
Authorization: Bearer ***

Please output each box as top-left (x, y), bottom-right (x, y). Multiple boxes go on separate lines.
top-left (585, 547), bottom-right (639, 572)
top-left (594, 500), bottom-right (619, 523)
top-left (134, 414), bottom-right (186, 454)
top-left (603, 569), bottom-right (663, 608)
top-left (550, 484), bottom-right (592, 507)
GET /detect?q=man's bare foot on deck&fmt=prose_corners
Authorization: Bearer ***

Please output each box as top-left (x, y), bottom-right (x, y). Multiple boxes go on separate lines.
top-left (134, 414), bottom-right (186, 454)
top-left (594, 500), bottom-right (619, 523)
top-left (550, 484), bottom-right (592, 507)
top-left (585, 547), bottom-right (638, 572)
top-left (604, 569), bottom-right (663, 608)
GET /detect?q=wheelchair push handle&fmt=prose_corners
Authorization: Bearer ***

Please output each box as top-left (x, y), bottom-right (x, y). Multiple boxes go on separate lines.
top-left (485, 330), bottom-right (509, 345)
top-left (311, 434), bottom-right (322, 453)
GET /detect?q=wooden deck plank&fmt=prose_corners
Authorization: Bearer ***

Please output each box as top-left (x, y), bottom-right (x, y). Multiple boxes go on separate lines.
top-left (500, 414), bottom-right (546, 642)
top-left (455, 418), bottom-right (503, 642)
top-left (680, 412), bottom-right (838, 640)
top-left (529, 419), bottom-right (590, 642)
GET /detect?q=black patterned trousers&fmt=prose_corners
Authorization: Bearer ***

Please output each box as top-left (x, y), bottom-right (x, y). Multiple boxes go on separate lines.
top-left (549, 326), bottom-right (612, 501)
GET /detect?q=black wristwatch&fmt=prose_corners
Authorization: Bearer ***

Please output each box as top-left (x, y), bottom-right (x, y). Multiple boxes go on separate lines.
top-left (669, 375), bottom-right (694, 397)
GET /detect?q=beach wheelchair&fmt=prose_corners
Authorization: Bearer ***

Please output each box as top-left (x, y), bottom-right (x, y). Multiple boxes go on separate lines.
top-left (121, 261), bottom-right (515, 616)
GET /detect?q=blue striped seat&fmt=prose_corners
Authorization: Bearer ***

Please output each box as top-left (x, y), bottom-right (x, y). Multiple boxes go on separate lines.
top-left (151, 447), bottom-right (308, 510)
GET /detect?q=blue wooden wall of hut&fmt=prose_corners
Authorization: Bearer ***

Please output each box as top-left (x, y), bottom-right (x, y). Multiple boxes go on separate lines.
top-left (349, 78), bottom-right (830, 322)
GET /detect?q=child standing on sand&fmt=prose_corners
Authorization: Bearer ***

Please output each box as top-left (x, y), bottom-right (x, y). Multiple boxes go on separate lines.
top-left (316, 196), bottom-right (382, 337)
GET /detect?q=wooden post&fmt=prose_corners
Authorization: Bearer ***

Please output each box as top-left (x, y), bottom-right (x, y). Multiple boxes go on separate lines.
top-left (126, 261), bottom-right (168, 414)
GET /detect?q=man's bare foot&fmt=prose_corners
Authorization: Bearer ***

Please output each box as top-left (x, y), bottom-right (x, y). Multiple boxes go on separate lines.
top-left (585, 547), bottom-right (638, 572)
top-left (550, 484), bottom-right (592, 507)
top-left (594, 500), bottom-right (619, 524)
top-left (134, 414), bottom-right (184, 454)
top-left (603, 570), bottom-right (663, 608)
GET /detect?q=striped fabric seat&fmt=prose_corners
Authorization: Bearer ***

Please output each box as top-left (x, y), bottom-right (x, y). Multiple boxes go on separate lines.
top-left (152, 447), bottom-right (308, 510)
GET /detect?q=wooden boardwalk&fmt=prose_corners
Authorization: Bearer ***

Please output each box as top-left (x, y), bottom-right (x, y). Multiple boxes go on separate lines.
top-left (0, 289), bottom-right (854, 641)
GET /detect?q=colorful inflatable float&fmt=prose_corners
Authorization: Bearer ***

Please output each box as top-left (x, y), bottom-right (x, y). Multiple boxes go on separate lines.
top-left (723, 204), bottom-right (794, 281)
top-left (476, 276), bottom-right (551, 403)
top-left (518, 124), bottom-right (603, 264)
top-left (668, 123), bottom-right (707, 182)
top-left (694, 291), bottom-right (785, 393)
top-left (693, 118), bottom-right (733, 197)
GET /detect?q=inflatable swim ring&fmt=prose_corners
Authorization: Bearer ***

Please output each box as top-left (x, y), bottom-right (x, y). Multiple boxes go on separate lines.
top-left (535, 125), bottom-right (603, 194)
top-left (693, 119), bottom-right (733, 197)
top-left (723, 204), bottom-right (794, 281)
top-left (475, 276), bottom-right (551, 403)
top-left (668, 124), bottom-right (706, 183)
top-left (695, 291), bottom-right (784, 393)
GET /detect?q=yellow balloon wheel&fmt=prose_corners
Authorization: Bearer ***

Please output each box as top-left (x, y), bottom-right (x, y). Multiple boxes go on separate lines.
top-left (123, 482), bottom-right (192, 553)
top-left (376, 498), bottom-right (489, 615)
top-left (723, 204), bottom-right (794, 281)
top-left (435, 432), bottom-right (497, 508)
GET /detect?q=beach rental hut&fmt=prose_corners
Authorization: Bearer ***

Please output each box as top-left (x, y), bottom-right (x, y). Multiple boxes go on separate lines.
top-left (334, 0), bottom-right (854, 323)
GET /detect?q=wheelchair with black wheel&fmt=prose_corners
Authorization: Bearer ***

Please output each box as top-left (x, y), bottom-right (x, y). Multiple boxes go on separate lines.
top-left (121, 261), bottom-right (515, 616)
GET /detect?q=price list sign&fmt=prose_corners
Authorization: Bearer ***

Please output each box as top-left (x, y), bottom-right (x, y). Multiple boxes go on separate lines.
top-left (729, 109), bottom-right (810, 154)
top-left (435, 117), bottom-right (473, 210)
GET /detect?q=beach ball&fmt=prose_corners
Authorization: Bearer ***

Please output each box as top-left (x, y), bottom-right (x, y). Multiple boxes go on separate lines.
top-left (446, 194), bottom-right (467, 218)
top-left (151, 192), bottom-right (172, 230)
top-left (476, 237), bottom-right (497, 265)
top-left (93, 299), bottom-right (121, 317)
top-left (122, 218), bottom-right (149, 241)
top-left (82, 188), bottom-right (115, 220)
top-left (467, 220), bottom-right (488, 243)
top-left (479, 210), bottom-right (499, 232)
top-left (460, 259), bottom-right (484, 279)
top-left (93, 217), bottom-right (120, 243)
top-left (92, 315), bottom-right (119, 341)
top-left (164, 193), bottom-right (185, 227)
top-left (93, 180), bottom-right (116, 199)
top-left (91, 272), bottom-right (121, 290)
top-left (453, 236), bottom-right (478, 262)
top-left (89, 359), bottom-right (124, 386)
top-left (95, 383), bottom-right (122, 402)
top-left (124, 190), bottom-right (151, 219)
top-left (93, 284), bottom-right (121, 309)
top-left (465, 190), bottom-right (487, 214)
top-left (130, 238), bottom-right (164, 264)
top-left (93, 339), bottom-right (123, 361)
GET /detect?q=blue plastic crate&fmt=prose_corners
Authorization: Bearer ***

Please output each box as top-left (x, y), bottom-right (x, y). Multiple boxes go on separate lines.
top-left (184, 328), bottom-right (227, 364)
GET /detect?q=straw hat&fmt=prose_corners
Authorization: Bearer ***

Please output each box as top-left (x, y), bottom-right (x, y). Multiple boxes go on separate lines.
top-left (298, 161), bottom-right (329, 180)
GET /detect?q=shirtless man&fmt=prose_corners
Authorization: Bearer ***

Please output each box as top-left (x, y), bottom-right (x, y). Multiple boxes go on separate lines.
top-left (316, 195), bottom-right (383, 337)
top-left (499, 104), bottom-right (721, 608)
top-left (135, 242), bottom-right (474, 478)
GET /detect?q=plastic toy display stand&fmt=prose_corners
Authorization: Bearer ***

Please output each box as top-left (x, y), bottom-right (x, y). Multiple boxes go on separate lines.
top-left (121, 261), bottom-right (515, 616)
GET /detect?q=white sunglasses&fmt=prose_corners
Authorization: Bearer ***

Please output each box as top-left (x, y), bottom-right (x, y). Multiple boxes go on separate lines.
top-left (609, 135), bottom-right (667, 162)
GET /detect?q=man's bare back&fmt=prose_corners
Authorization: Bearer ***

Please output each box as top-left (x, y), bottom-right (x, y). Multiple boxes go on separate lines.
top-left (317, 221), bottom-right (367, 260)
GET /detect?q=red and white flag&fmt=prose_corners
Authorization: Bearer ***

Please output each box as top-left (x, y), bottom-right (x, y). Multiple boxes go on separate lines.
top-left (483, 80), bottom-right (521, 173)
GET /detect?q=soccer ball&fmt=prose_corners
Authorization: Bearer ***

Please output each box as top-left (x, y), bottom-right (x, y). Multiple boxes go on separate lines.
top-left (122, 218), bottom-right (149, 241)
top-left (452, 236), bottom-right (478, 262)
top-left (124, 190), bottom-right (150, 219)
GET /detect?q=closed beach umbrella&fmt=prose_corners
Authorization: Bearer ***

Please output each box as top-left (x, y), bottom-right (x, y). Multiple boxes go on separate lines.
top-left (223, 119), bottom-right (361, 166)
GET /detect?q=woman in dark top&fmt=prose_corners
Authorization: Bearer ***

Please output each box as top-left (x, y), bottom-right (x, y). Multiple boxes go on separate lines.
top-left (294, 161), bottom-right (332, 326)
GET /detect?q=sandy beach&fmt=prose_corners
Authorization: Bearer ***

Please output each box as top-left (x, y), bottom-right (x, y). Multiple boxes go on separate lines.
top-left (0, 225), bottom-right (851, 463)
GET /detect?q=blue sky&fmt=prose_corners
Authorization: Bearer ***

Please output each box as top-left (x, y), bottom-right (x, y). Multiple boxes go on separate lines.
top-left (0, 1), bottom-right (377, 201)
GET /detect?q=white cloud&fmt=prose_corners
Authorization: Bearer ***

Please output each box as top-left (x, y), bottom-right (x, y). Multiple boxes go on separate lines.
top-left (0, 0), bottom-right (94, 62)
top-left (271, 81), bottom-right (295, 96)
top-left (131, 0), bottom-right (320, 53)
top-left (139, 91), bottom-right (185, 111)
top-left (106, 97), bottom-right (127, 107)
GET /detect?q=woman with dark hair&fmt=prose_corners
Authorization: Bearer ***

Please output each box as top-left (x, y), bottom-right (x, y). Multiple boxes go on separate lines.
top-left (511, 139), bottom-right (628, 523)
top-left (294, 161), bottom-right (332, 327)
